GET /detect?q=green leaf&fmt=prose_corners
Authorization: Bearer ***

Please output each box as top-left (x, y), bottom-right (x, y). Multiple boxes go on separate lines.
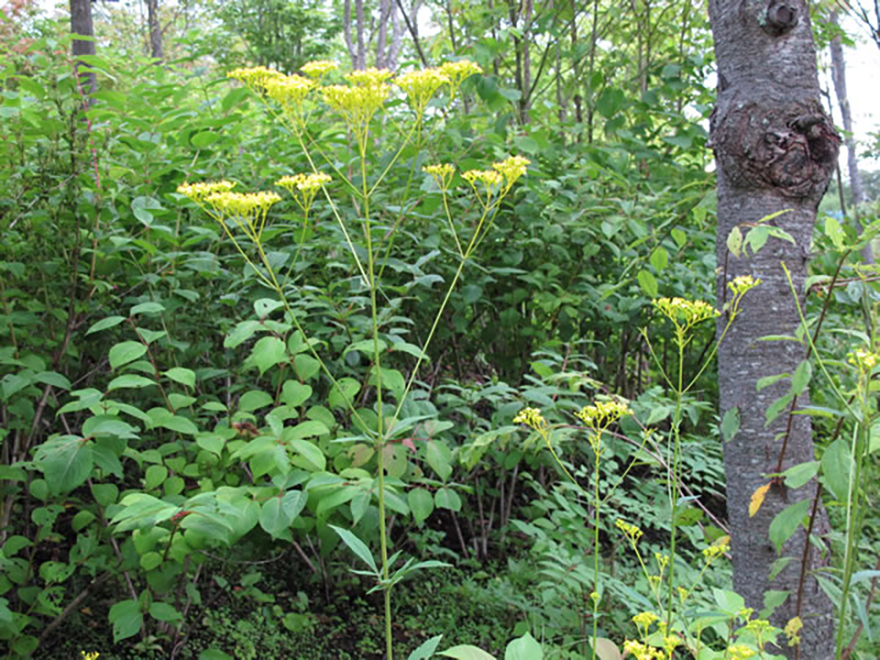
top-left (435, 487), bottom-right (461, 512)
top-left (86, 316), bottom-right (126, 335)
top-left (164, 368), bottom-right (196, 389)
top-left (191, 131), bottom-right (220, 148)
top-left (328, 377), bottom-right (361, 409)
top-left (34, 371), bottom-right (72, 390)
top-left (791, 360), bottom-right (812, 396)
top-left (505, 633), bottom-right (543, 660)
top-left (330, 525), bottom-right (378, 574)
top-left (713, 588), bottom-right (746, 615)
top-left (34, 436), bottom-right (93, 495)
top-left (345, 338), bottom-right (388, 356)
top-left (109, 599), bottom-right (143, 643)
top-left (199, 651), bottom-right (233, 660)
top-left (649, 247), bottom-right (669, 273)
top-left (825, 215), bottom-right (844, 249)
top-left (281, 381), bottom-right (313, 408)
top-left (438, 646), bottom-right (496, 660)
top-left (225, 320), bottom-right (261, 348)
top-left (408, 635), bottom-right (443, 660)
top-left (426, 440), bottom-right (453, 481)
top-left (726, 226), bottom-right (743, 258)
top-left (149, 601), bottom-right (181, 623)
top-left (290, 439), bottom-right (326, 471)
top-left (782, 461), bottom-right (819, 489)
top-left (239, 390), bottom-right (274, 412)
top-left (145, 465), bottom-right (168, 490)
top-left (109, 341), bottom-right (147, 369)
top-left (294, 354), bottom-right (321, 381)
top-left (108, 374), bottom-right (156, 391)
top-left (721, 407), bottom-right (739, 443)
top-left (637, 270), bottom-right (658, 298)
top-left (251, 336), bottom-right (287, 375)
top-left (407, 488), bottom-right (435, 525)
top-left (589, 639), bottom-right (622, 660)
top-left (130, 302), bottom-right (165, 316)
top-left (259, 497), bottom-right (291, 538)
top-left (821, 439), bottom-right (853, 502)
top-left (768, 498), bottom-right (812, 553)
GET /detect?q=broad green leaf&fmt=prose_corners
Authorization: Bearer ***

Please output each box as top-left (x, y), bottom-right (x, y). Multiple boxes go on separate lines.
top-left (145, 465), bottom-right (168, 490)
top-left (721, 406), bottom-right (739, 443)
top-left (505, 632), bottom-right (543, 660)
top-left (109, 341), bottom-right (147, 369)
top-left (130, 302), bottom-right (165, 316)
top-left (791, 360), bottom-right (812, 396)
top-left (108, 374), bottom-right (155, 391)
top-left (34, 436), bottom-right (93, 495)
top-left (408, 635), bottom-right (443, 660)
top-left (329, 377), bottom-right (361, 409)
top-left (86, 316), bottom-right (126, 335)
top-left (825, 215), bottom-right (844, 249)
top-left (290, 439), bottom-right (326, 471)
top-left (251, 336), bottom-right (287, 375)
top-left (149, 602), bottom-right (181, 623)
top-left (649, 247), bottom-right (669, 273)
top-left (782, 461), bottom-right (819, 489)
top-left (426, 440), bottom-right (453, 481)
top-left (225, 320), bottom-right (261, 348)
top-left (239, 390), bottom-right (273, 412)
top-left (726, 226), bottom-right (743, 258)
top-left (821, 439), bottom-right (853, 502)
top-left (260, 497), bottom-right (291, 538)
top-left (329, 525), bottom-right (378, 574)
top-left (435, 487), bottom-right (461, 512)
top-left (637, 269), bottom-right (658, 298)
top-left (164, 367), bottom-right (196, 389)
top-left (281, 381), bottom-right (312, 408)
top-left (438, 646), bottom-right (496, 660)
top-left (407, 488), bottom-right (435, 525)
top-left (768, 498), bottom-right (812, 553)
top-left (34, 371), bottom-right (72, 390)
top-left (109, 599), bottom-right (143, 643)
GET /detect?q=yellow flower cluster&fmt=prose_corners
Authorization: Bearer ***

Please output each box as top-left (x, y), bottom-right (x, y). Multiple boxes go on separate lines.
top-left (205, 191), bottom-right (281, 242)
top-left (227, 66), bottom-right (284, 93)
top-left (396, 68), bottom-right (451, 115)
top-left (513, 407), bottom-right (546, 432)
top-left (276, 173), bottom-right (332, 212)
top-left (346, 67), bottom-right (394, 86)
top-left (726, 644), bottom-right (756, 660)
top-left (653, 297), bottom-right (719, 328)
top-left (463, 168), bottom-right (504, 202)
top-left (492, 155), bottom-right (530, 186)
top-left (323, 83), bottom-right (390, 140)
top-left (81, 653), bottom-right (100, 660)
top-left (848, 348), bottom-right (878, 372)
top-left (575, 398), bottom-right (632, 431)
top-left (702, 535), bottom-right (730, 562)
top-left (622, 640), bottom-right (663, 660)
top-left (423, 164), bottom-right (456, 191)
top-left (632, 610), bottom-right (658, 634)
top-left (264, 75), bottom-right (317, 118)
top-left (439, 60), bottom-right (482, 90)
top-left (301, 60), bottom-right (338, 80)
top-left (616, 518), bottom-right (643, 544)
top-left (728, 274), bottom-right (761, 297)
top-left (177, 180), bottom-right (236, 203)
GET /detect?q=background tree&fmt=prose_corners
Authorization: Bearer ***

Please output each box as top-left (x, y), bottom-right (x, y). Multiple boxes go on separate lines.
top-left (708, 2), bottom-right (839, 657)
top-left (69, 0), bottom-right (96, 92)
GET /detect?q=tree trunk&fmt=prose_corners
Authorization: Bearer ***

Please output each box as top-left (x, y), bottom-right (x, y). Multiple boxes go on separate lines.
top-left (146, 0), bottom-right (163, 61)
top-left (69, 0), bottom-right (96, 93)
top-left (829, 10), bottom-right (872, 263)
top-left (707, 3), bottom-right (838, 658)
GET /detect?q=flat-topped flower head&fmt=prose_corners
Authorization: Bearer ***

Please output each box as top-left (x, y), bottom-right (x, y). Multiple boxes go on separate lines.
top-left (395, 68), bottom-right (450, 115)
top-left (228, 66), bottom-right (285, 93)
top-left (728, 274), bottom-right (761, 297)
top-left (513, 407), bottom-right (546, 432)
top-left (653, 297), bottom-right (719, 328)
top-left (575, 397), bottom-right (632, 431)
top-left (616, 518), bottom-right (643, 544)
top-left (276, 172), bottom-right (332, 212)
top-left (702, 534), bottom-right (730, 562)
top-left (726, 645), bottom-right (756, 660)
top-left (205, 190), bottom-right (281, 242)
top-left (301, 60), bottom-right (338, 80)
top-left (492, 155), bottom-right (530, 187)
top-left (622, 640), bottom-right (663, 660)
top-left (345, 67), bottom-right (393, 86)
top-left (848, 348), bottom-right (879, 372)
top-left (423, 164), bottom-right (455, 191)
top-left (462, 168), bottom-right (504, 206)
top-left (439, 60), bottom-right (482, 91)
top-left (177, 180), bottom-right (236, 203)
top-left (264, 75), bottom-right (317, 117)
top-left (632, 611), bottom-right (658, 636)
top-left (323, 83), bottom-right (390, 137)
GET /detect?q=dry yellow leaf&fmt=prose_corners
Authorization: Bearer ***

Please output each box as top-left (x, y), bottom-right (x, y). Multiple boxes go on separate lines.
top-left (749, 483), bottom-right (772, 517)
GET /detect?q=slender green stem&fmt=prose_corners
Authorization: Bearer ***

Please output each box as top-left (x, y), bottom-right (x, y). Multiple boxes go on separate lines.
top-left (591, 441), bottom-right (601, 660)
top-left (666, 342), bottom-right (684, 630)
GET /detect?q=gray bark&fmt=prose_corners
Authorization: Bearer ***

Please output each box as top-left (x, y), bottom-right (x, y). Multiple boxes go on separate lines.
top-left (69, 0), bottom-right (96, 93)
top-left (708, 2), bottom-right (838, 658)
top-left (146, 0), bottom-right (163, 61)
top-left (829, 10), bottom-right (872, 263)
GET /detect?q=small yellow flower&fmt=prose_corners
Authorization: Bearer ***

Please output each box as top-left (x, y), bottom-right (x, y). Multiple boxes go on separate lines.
top-left (227, 66), bottom-right (285, 93)
top-left (702, 535), bottom-right (730, 562)
top-left (395, 68), bottom-right (451, 115)
top-left (654, 552), bottom-right (669, 571)
top-left (323, 83), bottom-right (390, 138)
top-left (632, 610), bottom-right (658, 635)
top-left (653, 297), bottom-right (719, 328)
top-left (728, 275), bottom-right (761, 297)
top-left (616, 518), bottom-right (643, 544)
top-left (264, 75), bottom-right (317, 119)
top-left (726, 644), bottom-right (756, 660)
top-left (848, 348), bottom-right (878, 372)
top-left (276, 173), bottom-right (332, 213)
top-left (575, 398), bottom-right (632, 432)
top-left (301, 60), bottom-right (338, 80)
top-left (81, 653), bottom-right (100, 660)
top-left (622, 640), bottom-right (663, 660)
top-left (345, 67), bottom-right (393, 86)
top-left (423, 164), bottom-right (456, 191)
top-left (206, 191), bottom-right (281, 242)
top-left (513, 407), bottom-right (546, 432)
top-left (492, 155), bottom-right (530, 187)
top-left (745, 618), bottom-right (772, 636)
top-left (438, 60), bottom-right (482, 91)
top-left (663, 635), bottom-right (681, 654)
top-left (177, 180), bottom-right (236, 203)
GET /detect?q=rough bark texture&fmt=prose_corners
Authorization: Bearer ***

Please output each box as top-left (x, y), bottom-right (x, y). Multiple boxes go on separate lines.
top-left (707, 2), bottom-right (838, 657)
top-left (69, 0), bottom-right (96, 93)
top-left (829, 11), bottom-right (872, 263)
top-left (146, 0), bottom-right (163, 61)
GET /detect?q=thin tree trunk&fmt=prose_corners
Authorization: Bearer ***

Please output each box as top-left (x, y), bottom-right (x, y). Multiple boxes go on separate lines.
top-left (708, 3), bottom-right (838, 658)
top-left (69, 0), bottom-right (96, 94)
top-left (343, 0), bottom-right (357, 69)
top-left (829, 10), bottom-right (872, 263)
top-left (146, 0), bottom-right (163, 61)
top-left (376, 0), bottom-right (391, 68)
top-left (355, 0), bottom-right (366, 70)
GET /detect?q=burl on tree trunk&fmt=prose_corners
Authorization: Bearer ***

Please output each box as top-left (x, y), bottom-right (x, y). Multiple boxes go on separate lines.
top-left (708, 2), bottom-right (838, 657)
